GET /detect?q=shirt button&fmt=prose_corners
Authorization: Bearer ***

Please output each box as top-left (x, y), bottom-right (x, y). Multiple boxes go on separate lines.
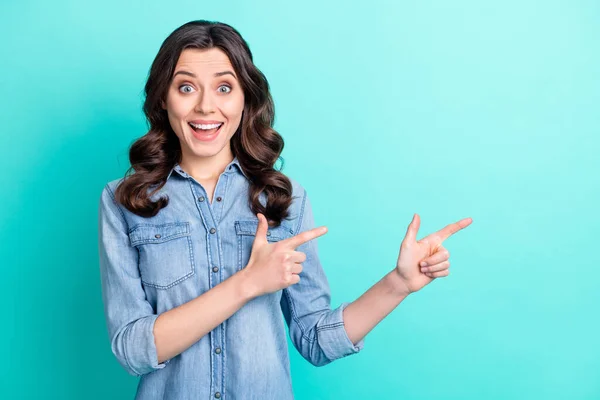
top-left (212, 266), bottom-right (219, 273)
top-left (215, 347), bottom-right (221, 354)
top-left (198, 196), bottom-right (205, 202)
top-left (216, 196), bottom-right (222, 202)
top-left (266, 231), bottom-right (271, 236)
top-left (210, 228), bottom-right (216, 234)
top-left (155, 234), bottom-right (161, 238)
top-left (215, 393), bottom-right (221, 399)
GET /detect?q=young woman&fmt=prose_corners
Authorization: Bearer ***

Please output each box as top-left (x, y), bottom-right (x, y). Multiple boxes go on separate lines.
top-left (98, 20), bottom-right (472, 399)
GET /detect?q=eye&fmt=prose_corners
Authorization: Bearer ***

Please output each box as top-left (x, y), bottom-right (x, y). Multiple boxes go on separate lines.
top-left (218, 84), bottom-right (232, 94)
top-left (179, 84), bottom-right (195, 94)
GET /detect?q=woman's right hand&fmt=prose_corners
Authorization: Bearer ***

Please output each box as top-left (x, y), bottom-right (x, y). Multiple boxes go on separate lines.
top-left (240, 213), bottom-right (328, 299)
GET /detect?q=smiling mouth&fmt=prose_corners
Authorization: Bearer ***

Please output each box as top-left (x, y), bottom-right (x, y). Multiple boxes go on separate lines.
top-left (188, 122), bottom-right (223, 135)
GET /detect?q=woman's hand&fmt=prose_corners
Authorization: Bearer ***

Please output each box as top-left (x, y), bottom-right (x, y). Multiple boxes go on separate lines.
top-left (394, 213), bottom-right (472, 294)
top-left (240, 213), bottom-right (328, 299)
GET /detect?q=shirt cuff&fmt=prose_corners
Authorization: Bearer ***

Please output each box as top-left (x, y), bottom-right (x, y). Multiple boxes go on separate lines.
top-left (126, 314), bottom-right (170, 375)
top-left (316, 302), bottom-right (365, 362)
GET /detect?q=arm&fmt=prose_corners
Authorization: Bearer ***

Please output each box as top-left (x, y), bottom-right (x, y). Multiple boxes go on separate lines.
top-left (153, 274), bottom-right (252, 364)
top-left (343, 212), bottom-right (473, 343)
top-left (280, 189), bottom-right (364, 367)
top-left (342, 270), bottom-right (410, 345)
top-left (98, 184), bottom-right (254, 376)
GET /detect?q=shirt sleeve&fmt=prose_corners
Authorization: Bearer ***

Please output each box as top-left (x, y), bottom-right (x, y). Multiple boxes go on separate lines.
top-left (98, 183), bottom-right (169, 376)
top-left (280, 188), bottom-right (364, 367)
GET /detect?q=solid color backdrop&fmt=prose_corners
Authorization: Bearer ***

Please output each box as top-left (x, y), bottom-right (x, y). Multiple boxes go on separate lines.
top-left (1, 1), bottom-right (598, 398)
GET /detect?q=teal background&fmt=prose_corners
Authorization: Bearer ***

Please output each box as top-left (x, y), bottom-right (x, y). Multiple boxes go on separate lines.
top-left (1, 0), bottom-right (598, 399)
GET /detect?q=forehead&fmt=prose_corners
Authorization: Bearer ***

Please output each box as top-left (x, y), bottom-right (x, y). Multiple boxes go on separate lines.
top-left (174, 48), bottom-right (234, 76)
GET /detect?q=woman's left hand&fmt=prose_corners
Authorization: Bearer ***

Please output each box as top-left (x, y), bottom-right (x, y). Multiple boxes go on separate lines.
top-left (394, 213), bottom-right (472, 294)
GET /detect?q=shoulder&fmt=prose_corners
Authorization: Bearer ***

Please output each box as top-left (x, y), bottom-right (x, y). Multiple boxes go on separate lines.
top-left (104, 177), bottom-right (126, 195)
top-left (103, 175), bottom-right (158, 198)
top-left (287, 175), bottom-right (306, 202)
top-left (284, 174), bottom-right (308, 212)
top-left (281, 174), bottom-right (311, 230)
top-left (98, 177), bottom-right (128, 213)
top-left (99, 178), bottom-right (130, 212)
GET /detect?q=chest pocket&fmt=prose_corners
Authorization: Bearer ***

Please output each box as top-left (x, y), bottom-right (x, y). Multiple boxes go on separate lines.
top-left (128, 222), bottom-right (195, 289)
top-left (234, 219), bottom-right (295, 271)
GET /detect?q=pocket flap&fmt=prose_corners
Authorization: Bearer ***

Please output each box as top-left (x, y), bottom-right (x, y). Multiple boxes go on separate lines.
top-left (235, 219), bottom-right (294, 239)
top-left (129, 222), bottom-right (191, 246)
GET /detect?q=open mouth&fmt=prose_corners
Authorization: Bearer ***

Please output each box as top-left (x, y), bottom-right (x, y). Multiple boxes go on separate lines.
top-left (188, 122), bottom-right (224, 136)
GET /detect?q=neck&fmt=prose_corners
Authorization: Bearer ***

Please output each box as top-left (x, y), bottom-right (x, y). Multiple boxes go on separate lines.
top-left (180, 149), bottom-right (234, 181)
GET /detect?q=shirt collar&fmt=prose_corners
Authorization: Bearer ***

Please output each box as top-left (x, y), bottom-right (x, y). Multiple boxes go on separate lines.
top-left (166, 156), bottom-right (247, 181)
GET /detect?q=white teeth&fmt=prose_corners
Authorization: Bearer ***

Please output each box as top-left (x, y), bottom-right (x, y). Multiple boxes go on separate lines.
top-left (189, 122), bottom-right (223, 130)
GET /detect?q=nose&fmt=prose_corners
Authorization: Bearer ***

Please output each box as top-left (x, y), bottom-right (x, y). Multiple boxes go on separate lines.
top-left (194, 89), bottom-right (215, 114)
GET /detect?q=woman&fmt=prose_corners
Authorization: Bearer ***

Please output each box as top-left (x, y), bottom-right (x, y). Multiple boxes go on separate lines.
top-left (98, 20), bottom-right (472, 399)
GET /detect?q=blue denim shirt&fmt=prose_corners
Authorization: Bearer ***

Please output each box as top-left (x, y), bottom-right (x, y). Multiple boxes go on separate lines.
top-left (98, 156), bottom-right (364, 399)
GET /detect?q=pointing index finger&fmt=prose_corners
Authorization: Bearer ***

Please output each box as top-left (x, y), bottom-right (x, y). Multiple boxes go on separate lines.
top-left (282, 226), bottom-right (328, 249)
top-left (436, 217), bottom-right (473, 241)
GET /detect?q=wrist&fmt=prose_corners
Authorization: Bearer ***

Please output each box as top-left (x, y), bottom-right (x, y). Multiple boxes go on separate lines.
top-left (387, 268), bottom-right (412, 297)
top-left (235, 268), bottom-right (259, 301)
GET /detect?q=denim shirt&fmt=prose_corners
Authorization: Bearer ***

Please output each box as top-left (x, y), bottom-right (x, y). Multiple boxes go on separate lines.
top-left (98, 156), bottom-right (364, 400)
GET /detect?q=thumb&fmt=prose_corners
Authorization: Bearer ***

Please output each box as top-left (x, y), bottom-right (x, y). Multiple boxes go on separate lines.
top-left (253, 213), bottom-right (269, 247)
top-left (403, 213), bottom-right (420, 244)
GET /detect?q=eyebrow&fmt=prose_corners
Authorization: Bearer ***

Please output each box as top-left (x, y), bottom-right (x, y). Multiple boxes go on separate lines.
top-left (173, 70), bottom-right (237, 80)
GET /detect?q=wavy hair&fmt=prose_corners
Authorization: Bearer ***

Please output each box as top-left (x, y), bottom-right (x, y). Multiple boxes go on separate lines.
top-left (114, 20), bottom-right (293, 227)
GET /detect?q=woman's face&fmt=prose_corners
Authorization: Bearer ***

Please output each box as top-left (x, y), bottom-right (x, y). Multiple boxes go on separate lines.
top-left (162, 47), bottom-right (245, 165)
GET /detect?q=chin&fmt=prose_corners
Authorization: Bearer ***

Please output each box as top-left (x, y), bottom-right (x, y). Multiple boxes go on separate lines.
top-left (189, 141), bottom-right (228, 157)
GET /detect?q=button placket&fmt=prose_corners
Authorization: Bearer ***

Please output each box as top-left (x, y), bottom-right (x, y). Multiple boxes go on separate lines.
top-left (189, 179), bottom-right (225, 396)
top-left (211, 173), bottom-right (228, 224)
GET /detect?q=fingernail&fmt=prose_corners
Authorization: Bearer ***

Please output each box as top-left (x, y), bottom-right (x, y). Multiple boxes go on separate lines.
top-left (420, 261), bottom-right (427, 267)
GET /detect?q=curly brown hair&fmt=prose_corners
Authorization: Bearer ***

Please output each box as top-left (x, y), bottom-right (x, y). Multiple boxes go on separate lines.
top-left (114, 20), bottom-right (293, 227)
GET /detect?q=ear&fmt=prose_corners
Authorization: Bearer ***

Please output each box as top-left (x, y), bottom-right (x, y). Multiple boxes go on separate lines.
top-left (161, 99), bottom-right (166, 110)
